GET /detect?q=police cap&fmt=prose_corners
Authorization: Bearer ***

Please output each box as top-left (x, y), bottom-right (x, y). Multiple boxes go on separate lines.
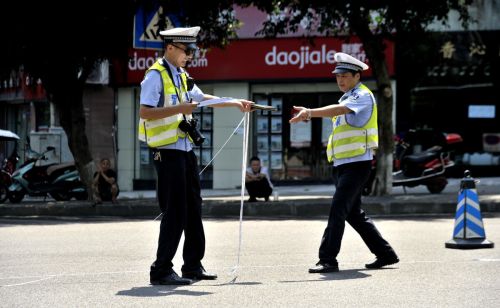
top-left (159, 26), bottom-right (200, 51)
top-left (332, 52), bottom-right (369, 74)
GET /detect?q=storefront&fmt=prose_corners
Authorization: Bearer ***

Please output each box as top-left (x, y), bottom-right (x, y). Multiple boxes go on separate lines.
top-left (115, 36), bottom-right (395, 190)
top-left (0, 70), bottom-right (48, 162)
top-left (402, 30), bottom-right (500, 172)
top-left (0, 67), bottom-right (117, 168)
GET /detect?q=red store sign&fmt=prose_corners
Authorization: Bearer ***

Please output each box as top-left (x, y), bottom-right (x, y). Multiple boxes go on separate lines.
top-left (121, 37), bottom-right (394, 84)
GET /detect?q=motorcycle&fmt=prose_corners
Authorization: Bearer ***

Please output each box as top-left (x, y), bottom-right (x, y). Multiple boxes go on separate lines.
top-left (0, 129), bottom-right (20, 203)
top-left (363, 129), bottom-right (463, 195)
top-left (7, 145), bottom-right (88, 203)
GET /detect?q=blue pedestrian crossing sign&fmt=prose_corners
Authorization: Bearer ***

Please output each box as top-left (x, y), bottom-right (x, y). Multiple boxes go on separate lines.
top-left (133, 6), bottom-right (177, 50)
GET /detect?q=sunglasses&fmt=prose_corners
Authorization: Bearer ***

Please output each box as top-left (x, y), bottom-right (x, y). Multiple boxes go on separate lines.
top-left (171, 44), bottom-right (197, 56)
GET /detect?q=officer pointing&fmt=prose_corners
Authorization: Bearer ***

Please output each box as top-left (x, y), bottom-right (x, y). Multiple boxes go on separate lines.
top-left (290, 52), bottom-right (399, 273)
top-left (139, 26), bottom-right (253, 285)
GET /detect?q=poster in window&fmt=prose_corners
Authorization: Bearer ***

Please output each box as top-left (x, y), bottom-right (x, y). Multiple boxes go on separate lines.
top-left (271, 97), bottom-right (282, 114)
top-left (290, 121), bottom-right (311, 147)
top-left (322, 118), bottom-right (333, 146)
top-left (258, 152), bottom-right (270, 168)
top-left (271, 117), bottom-right (282, 133)
top-left (271, 135), bottom-right (282, 151)
top-left (202, 116), bottom-right (212, 130)
top-left (256, 98), bottom-right (268, 106)
top-left (271, 152), bottom-right (283, 169)
top-left (140, 143), bottom-right (150, 165)
top-left (201, 150), bottom-right (212, 166)
top-left (257, 135), bottom-right (269, 151)
top-left (257, 116), bottom-right (268, 133)
top-left (203, 133), bottom-right (211, 146)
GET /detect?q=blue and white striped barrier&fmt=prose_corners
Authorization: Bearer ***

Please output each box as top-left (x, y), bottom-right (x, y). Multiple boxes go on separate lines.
top-left (445, 170), bottom-right (494, 249)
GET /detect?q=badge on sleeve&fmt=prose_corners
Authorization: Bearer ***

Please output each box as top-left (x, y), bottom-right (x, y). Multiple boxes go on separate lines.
top-left (350, 89), bottom-right (360, 100)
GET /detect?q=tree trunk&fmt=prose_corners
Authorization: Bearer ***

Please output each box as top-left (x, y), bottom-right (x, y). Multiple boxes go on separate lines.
top-left (52, 81), bottom-right (95, 200)
top-left (351, 21), bottom-right (394, 196)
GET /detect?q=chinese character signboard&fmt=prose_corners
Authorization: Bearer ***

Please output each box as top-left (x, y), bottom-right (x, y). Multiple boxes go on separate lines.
top-left (428, 31), bottom-right (498, 83)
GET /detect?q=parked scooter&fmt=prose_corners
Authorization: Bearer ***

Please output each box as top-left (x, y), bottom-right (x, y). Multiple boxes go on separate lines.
top-left (7, 145), bottom-right (88, 203)
top-left (363, 129), bottom-right (463, 195)
top-left (0, 129), bottom-right (20, 203)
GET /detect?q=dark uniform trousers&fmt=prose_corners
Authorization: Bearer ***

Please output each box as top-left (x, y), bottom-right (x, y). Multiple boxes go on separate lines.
top-left (319, 160), bottom-right (395, 263)
top-left (150, 149), bottom-right (205, 279)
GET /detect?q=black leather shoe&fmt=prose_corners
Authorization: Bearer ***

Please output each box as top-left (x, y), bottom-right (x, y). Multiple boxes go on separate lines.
top-left (150, 272), bottom-right (192, 285)
top-left (182, 267), bottom-right (218, 280)
top-left (309, 262), bottom-right (339, 273)
top-left (248, 197), bottom-right (257, 202)
top-left (365, 255), bottom-right (399, 269)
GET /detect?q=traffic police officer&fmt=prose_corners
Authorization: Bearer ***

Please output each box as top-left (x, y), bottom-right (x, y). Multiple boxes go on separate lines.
top-left (290, 52), bottom-right (399, 273)
top-left (139, 26), bottom-right (253, 285)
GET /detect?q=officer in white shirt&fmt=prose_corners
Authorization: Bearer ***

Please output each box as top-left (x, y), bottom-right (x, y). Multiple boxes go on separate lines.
top-left (139, 26), bottom-right (253, 285)
top-left (290, 52), bottom-right (399, 274)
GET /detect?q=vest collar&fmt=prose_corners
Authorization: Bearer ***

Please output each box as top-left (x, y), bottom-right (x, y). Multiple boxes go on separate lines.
top-left (161, 58), bottom-right (183, 76)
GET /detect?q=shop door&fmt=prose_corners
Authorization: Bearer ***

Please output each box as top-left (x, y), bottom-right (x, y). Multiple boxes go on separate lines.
top-left (253, 92), bottom-right (338, 184)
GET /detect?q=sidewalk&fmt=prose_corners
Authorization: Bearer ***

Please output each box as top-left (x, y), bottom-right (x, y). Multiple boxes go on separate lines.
top-left (1, 177), bottom-right (499, 218)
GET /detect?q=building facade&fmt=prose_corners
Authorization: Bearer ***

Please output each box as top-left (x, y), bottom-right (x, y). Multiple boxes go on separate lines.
top-left (116, 8), bottom-right (396, 190)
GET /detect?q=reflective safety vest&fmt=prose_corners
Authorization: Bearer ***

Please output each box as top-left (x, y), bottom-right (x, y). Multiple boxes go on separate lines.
top-left (326, 84), bottom-right (378, 163)
top-left (138, 60), bottom-right (191, 148)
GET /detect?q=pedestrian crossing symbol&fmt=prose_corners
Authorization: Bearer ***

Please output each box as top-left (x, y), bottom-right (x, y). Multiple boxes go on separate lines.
top-left (133, 6), bottom-right (176, 50)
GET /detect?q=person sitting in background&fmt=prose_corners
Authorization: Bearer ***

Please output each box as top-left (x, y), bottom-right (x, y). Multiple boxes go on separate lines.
top-left (245, 156), bottom-right (273, 202)
top-left (92, 158), bottom-right (119, 206)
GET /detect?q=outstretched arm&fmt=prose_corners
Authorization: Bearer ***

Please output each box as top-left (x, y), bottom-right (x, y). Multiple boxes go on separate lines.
top-left (202, 94), bottom-right (254, 112)
top-left (289, 105), bottom-right (351, 123)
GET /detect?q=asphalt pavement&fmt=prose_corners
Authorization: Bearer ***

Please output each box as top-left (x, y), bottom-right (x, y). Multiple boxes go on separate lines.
top-left (1, 217), bottom-right (499, 307)
top-left (0, 177), bottom-right (499, 218)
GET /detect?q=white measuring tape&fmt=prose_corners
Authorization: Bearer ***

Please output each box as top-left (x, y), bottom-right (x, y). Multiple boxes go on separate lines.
top-left (229, 113), bottom-right (250, 280)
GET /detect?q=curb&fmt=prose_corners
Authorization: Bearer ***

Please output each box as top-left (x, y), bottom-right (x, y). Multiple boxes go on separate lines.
top-left (1, 195), bottom-right (500, 218)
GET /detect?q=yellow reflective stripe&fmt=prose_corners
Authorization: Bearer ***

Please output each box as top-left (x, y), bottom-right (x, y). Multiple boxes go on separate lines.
top-left (334, 144), bottom-right (367, 159)
top-left (144, 115), bottom-right (182, 128)
top-left (332, 129), bottom-right (367, 141)
top-left (147, 121), bottom-right (181, 135)
top-left (147, 129), bottom-right (179, 145)
top-left (334, 142), bottom-right (367, 153)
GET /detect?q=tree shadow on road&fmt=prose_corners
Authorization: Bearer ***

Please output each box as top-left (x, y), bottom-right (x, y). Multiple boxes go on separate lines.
top-left (116, 286), bottom-right (212, 297)
top-left (278, 268), bottom-right (370, 283)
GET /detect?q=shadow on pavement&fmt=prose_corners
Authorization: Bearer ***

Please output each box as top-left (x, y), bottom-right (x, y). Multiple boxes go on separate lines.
top-left (279, 268), bottom-right (371, 283)
top-left (116, 286), bottom-right (212, 297)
